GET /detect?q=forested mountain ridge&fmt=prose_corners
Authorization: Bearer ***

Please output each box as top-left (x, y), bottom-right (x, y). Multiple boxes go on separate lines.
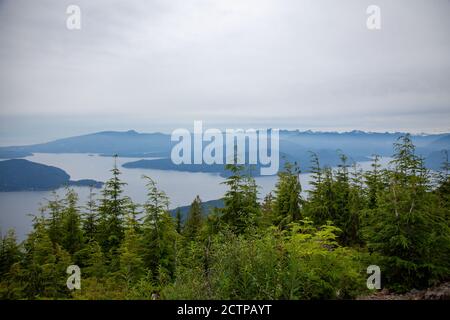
top-left (170, 198), bottom-right (224, 222)
top-left (0, 130), bottom-right (169, 159)
top-left (0, 135), bottom-right (449, 300)
top-left (1, 130), bottom-right (447, 173)
top-left (0, 159), bottom-right (103, 191)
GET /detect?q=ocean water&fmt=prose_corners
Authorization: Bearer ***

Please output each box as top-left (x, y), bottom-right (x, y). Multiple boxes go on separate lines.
top-left (0, 153), bottom-right (391, 240)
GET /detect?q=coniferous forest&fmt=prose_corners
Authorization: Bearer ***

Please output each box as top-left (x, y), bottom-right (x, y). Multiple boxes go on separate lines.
top-left (0, 135), bottom-right (449, 300)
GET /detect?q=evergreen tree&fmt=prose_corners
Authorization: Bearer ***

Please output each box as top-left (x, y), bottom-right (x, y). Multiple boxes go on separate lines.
top-left (363, 135), bottom-right (450, 290)
top-left (45, 192), bottom-right (64, 245)
top-left (273, 161), bottom-right (302, 228)
top-left (305, 152), bottom-right (330, 226)
top-left (241, 172), bottom-right (260, 226)
top-left (307, 153), bottom-right (363, 245)
top-left (2, 135), bottom-right (450, 299)
top-left (435, 150), bottom-right (450, 212)
top-left (260, 193), bottom-right (275, 228)
top-left (221, 163), bottom-right (260, 234)
top-left (364, 154), bottom-right (384, 209)
top-left (175, 209), bottom-right (183, 234)
top-left (333, 153), bottom-right (351, 243)
top-left (119, 213), bottom-right (145, 286)
top-left (141, 176), bottom-right (177, 279)
top-left (347, 162), bottom-right (365, 245)
top-left (0, 229), bottom-right (21, 282)
top-left (0, 229), bottom-right (22, 299)
top-left (82, 187), bottom-right (98, 242)
top-left (61, 188), bottom-right (83, 255)
top-left (333, 154), bottom-right (363, 245)
top-left (97, 156), bottom-right (128, 260)
top-left (183, 196), bottom-right (204, 242)
top-left (84, 240), bottom-right (107, 279)
top-left (221, 163), bottom-right (246, 232)
top-left (21, 216), bottom-right (72, 298)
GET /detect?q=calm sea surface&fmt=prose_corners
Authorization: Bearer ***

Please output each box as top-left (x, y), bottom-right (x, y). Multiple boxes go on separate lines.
top-left (0, 153), bottom-right (391, 240)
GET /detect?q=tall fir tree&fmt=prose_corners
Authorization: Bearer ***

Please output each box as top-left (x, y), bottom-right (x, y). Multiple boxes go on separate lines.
top-left (175, 209), bottom-right (183, 234)
top-left (364, 154), bottom-right (384, 209)
top-left (435, 150), bottom-right (450, 214)
top-left (221, 162), bottom-right (260, 234)
top-left (97, 156), bottom-right (128, 263)
top-left (0, 229), bottom-right (21, 282)
top-left (45, 192), bottom-right (64, 245)
top-left (141, 176), bottom-right (177, 279)
top-left (21, 216), bottom-right (72, 299)
top-left (273, 161), bottom-right (302, 228)
top-left (119, 213), bottom-right (145, 286)
top-left (61, 188), bottom-right (83, 255)
top-left (363, 135), bottom-right (450, 290)
top-left (84, 240), bottom-right (107, 279)
top-left (82, 187), bottom-right (98, 242)
top-left (260, 192), bottom-right (275, 228)
top-left (305, 152), bottom-right (330, 226)
top-left (183, 196), bottom-right (204, 242)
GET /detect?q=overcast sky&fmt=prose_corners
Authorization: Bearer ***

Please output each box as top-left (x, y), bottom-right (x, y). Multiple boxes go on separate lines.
top-left (0, 0), bottom-right (449, 144)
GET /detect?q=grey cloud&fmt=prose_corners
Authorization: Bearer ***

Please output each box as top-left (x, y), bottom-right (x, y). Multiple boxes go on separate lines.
top-left (0, 0), bottom-right (449, 142)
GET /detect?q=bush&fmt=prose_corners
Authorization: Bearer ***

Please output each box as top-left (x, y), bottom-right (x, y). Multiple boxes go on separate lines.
top-left (164, 220), bottom-right (368, 299)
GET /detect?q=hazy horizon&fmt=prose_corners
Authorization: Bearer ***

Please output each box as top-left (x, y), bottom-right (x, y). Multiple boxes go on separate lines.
top-left (0, 118), bottom-right (449, 147)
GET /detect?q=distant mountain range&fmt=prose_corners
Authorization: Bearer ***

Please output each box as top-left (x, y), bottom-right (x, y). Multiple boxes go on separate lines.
top-left (0, 130), bottom-right (449, 174)
top-left (170, 198), bottom-right (224, 222)
top-left (0, 159), bottom-right (103, 191)
top-left (0, 130), bottom-right (169, 159)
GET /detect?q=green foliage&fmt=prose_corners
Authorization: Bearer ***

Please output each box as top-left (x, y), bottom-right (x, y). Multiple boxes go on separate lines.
top-left (141, 176), bottom-right (177, 280)
top-left (364, 154), bottom-right (384, 209)
top-left (183, 196), bottom-right (204, 242)
top-left (72, 277), bottom-right (127, 300)
top-left (119, 214), bottom-right (145, 286)
top-left (82, 187), bottom-right (98, 242)
top-left (362, 135), bottom-right (450, 291)
top-left (434, 150), bottom-right (450, 216)
top-left (164, 220), bottom-right (367, 299)
top-left (61, 188), bottom-right (83, 255)
top-left (1, 137), bottom-right (449, 299)
top-left (272, 161), bottom-right (302, 228)
top-left (259, 193), bottom-right (275, 228)
top-left (305, 154), bottom-right (363, 245)
top-left (281, 221), bottom-right (366, 299)
top-left (175, 208), bottom-right (182, 234)
top-left (82, 240), bottom-right (107, 278)
top-left (0, 229), bottom-right (22, 299)
top-left (0, 229), bottom-right (21, 281)
top-left (221, 163), bottom-right (260, 234)
top-left (45, 192), bottom-right (65, 245)
top-left (304, 152), bottom-right (330, 225)
top-left (97, 156), bottom-right (128, 259)
top-left (19, 217), bottom-right (72, 299)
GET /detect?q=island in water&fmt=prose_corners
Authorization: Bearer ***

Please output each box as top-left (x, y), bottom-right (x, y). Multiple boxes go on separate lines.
top-left (0, 159), bottom-right (103, 191)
